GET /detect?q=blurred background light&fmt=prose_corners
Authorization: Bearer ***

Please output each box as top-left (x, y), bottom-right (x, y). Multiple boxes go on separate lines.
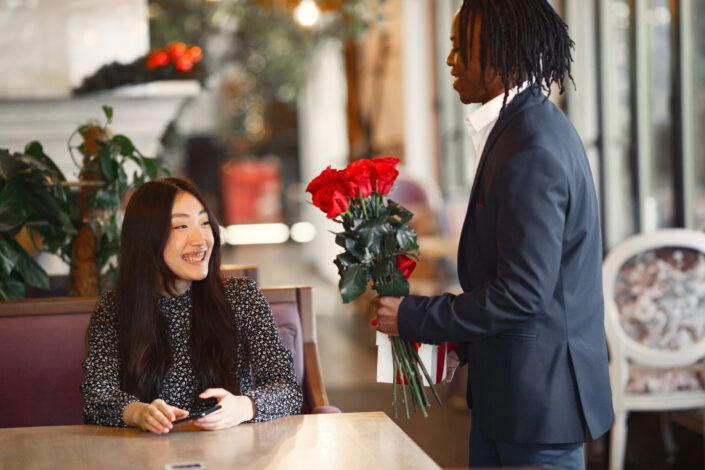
top-left (224, 223), bottom-right (290, 245)
top-left (290, 222), bottom-right (316, 243)
top-left (294, 0), bottom-right (320, 28)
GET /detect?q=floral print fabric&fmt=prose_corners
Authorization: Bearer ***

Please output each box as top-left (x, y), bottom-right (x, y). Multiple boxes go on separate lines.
top-left (614, 248), bottom-right (705, 393)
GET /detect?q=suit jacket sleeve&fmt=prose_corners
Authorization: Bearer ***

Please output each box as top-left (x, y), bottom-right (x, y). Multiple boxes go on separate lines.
top-left (399, 146), bottom-right (569, 343)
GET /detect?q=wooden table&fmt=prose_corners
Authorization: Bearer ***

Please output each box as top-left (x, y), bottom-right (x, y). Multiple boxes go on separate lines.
top-left (0, 412), bottom-right (440, 470)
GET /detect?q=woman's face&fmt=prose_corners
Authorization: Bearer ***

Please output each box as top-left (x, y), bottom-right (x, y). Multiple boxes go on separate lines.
top-left (163, 191), bottom-right (214, 295)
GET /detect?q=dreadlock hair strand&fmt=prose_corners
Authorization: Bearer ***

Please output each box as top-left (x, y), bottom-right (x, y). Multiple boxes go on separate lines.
top-left (458, 0), bottom-right (575, 108)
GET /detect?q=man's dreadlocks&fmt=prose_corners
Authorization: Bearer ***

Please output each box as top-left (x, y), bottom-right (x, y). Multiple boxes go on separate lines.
top-left (458, 0), bottom-right (575, 107)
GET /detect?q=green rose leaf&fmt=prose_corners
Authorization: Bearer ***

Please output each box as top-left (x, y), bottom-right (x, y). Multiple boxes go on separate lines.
top-left (334, 252), bottom-right (358, 273)
top-left (335, 233), bottom-right (348, 248)
top-left (358, 221), bottom-right (392, 255)
top-left (387, 199), bottom-right (413, 224)
top-left (339, 264), bottom-right (369, 303)
top-left (345, 236), bottom-right (366, 261)
top-left (395, 224), bottom-right (419, 252)
top-left (374, 266), bottom-right (410, 297)
top-left (371, 257), bottom-right (393, 284)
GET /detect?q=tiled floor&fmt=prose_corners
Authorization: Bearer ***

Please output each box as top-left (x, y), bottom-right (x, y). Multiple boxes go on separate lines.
top-left (223, 242), bottom-right (703, 469)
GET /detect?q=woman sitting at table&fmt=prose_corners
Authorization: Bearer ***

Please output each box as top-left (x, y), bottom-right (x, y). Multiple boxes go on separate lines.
top-left (81, 177), bottom-right (302, 433)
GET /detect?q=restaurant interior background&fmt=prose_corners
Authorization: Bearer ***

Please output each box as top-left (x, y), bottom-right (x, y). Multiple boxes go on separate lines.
top-left (1, 0), bottom-right (704, 468)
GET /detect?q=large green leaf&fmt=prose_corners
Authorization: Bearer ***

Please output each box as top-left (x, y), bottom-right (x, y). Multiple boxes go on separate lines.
top-left (24, 141), bottom-right (66, 182)
top-left (23, 179), bottom-right (75, 233)
top-left (112, 135), bottom-right (135, 155)
top-left (0, 149), bottom-right (27, 180)
top-left (0, 274), bottom-right (25, 300)
top-left (0, 232), bottom-right (22, 275)
top-left (0, 178), bottom-right (27, 232)
top-left (99, 149), bottom-right (118, 182)
top-left (339, 264), bottom-right (369, 303)
top-left (15, 249), bottom-right (49, 290)
top-left (374, 267), bottom-right (410, 297)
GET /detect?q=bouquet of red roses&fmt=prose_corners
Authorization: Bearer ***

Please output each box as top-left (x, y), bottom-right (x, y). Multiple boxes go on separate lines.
top-left (306, 157), bottom-right (442, 419)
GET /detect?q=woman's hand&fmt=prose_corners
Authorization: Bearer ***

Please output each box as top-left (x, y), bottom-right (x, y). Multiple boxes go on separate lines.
top-left (123, 399), bottom-right (189, 434)
top-left (195, 388), bottom-right (256, 430)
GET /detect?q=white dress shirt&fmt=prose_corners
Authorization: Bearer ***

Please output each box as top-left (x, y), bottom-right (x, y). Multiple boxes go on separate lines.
top-left (464, 83), bottom-right (529, 175)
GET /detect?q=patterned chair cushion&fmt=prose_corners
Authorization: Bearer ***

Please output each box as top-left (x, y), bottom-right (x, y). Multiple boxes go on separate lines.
top-left (614, 247), bottom-right (705, 350)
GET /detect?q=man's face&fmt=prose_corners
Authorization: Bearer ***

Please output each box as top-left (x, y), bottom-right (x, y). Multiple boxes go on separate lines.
top-left (446, 9), bottom-right (505, 105)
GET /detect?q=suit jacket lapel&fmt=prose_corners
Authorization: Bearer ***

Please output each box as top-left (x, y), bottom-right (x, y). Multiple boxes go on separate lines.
top-left (466, 87), bottom-right (539, 206)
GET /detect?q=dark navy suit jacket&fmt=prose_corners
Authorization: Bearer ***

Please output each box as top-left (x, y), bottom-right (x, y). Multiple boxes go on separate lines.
top-left (399, 87), bottom-right (614, 444)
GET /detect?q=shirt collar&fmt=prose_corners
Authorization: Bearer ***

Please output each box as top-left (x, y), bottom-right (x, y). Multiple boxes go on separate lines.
top-left (464, 82), bottom-right (530, 134)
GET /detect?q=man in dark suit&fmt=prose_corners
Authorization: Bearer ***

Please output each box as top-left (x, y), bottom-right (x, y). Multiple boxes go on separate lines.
top-left (375, 1), bottom-right (613, 468)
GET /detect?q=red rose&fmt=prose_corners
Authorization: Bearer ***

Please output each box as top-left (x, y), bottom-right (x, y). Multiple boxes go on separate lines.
top-left (167, 42), bottom-right (187, 61)
top-left (146, 50), bottom-right (170, 69)
top-left (396, 254), bottom-right (416, 278)
top-left (372, 157), bottom-right (400, 195)
top-left (342, 158), bottom-right (374, 199)
top-left (306, 166), bottom-right (350, 218)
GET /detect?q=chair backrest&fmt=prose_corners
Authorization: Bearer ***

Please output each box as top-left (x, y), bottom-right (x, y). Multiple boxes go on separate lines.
top-left (260, 286), bottom-right (332, 413)
top-left (603, 228), bottom-right (705, 371)
top-left (25, 264), bottom-right (259, 299)
top-left (0, 297), bottom-right (97, 427)
top-left (221, 264), bottom-right (258, 284)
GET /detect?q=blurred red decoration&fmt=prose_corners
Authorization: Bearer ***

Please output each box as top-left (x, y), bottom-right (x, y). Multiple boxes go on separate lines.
top-left (144, 42), bottom-right (202, 73)
top-left (146, 50), bottom-right (170, 70)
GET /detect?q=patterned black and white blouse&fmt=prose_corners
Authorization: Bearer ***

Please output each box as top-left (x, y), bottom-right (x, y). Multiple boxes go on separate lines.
top-left (80, 277), bottom-right (302, 426)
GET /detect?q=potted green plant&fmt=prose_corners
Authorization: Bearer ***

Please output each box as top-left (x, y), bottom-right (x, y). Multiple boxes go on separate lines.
top-left (0, 106), bottom-right (169, 300)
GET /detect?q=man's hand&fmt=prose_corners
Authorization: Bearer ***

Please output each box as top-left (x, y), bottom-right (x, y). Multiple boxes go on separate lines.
top-left (123, 399), bottom-right (188, 434)
top-left (194, 388), bottom-right (256, 430)
top-left (375, 296), bottom-right (403, 336)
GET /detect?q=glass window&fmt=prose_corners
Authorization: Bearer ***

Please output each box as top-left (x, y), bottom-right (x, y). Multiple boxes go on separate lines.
top-left (693, 0), bottom-right (705, 229)
top-left (642, 0), bottom-right (676, 230)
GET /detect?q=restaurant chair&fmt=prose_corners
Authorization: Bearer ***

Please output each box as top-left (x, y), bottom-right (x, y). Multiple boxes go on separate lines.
top-left (602, 229), bottom-right (705, 470)
top-left (261, 285), bottom-right (340, 414)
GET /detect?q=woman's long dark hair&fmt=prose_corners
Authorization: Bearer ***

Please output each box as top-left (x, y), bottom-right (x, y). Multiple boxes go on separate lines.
top-left (116, 177), bottom-right (240, 402)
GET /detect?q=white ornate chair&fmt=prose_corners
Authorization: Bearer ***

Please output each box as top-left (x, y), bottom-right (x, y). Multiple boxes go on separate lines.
top-left (603, 228), bottom-right (705, 470)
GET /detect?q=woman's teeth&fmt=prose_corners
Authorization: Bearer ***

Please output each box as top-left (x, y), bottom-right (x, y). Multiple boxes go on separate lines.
top-left (183, 252), bottom-right (205, 262)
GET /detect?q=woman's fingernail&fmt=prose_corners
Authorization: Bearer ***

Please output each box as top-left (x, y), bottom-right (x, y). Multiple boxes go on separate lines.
top-left (371, 318), bottom-right (378, 326)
